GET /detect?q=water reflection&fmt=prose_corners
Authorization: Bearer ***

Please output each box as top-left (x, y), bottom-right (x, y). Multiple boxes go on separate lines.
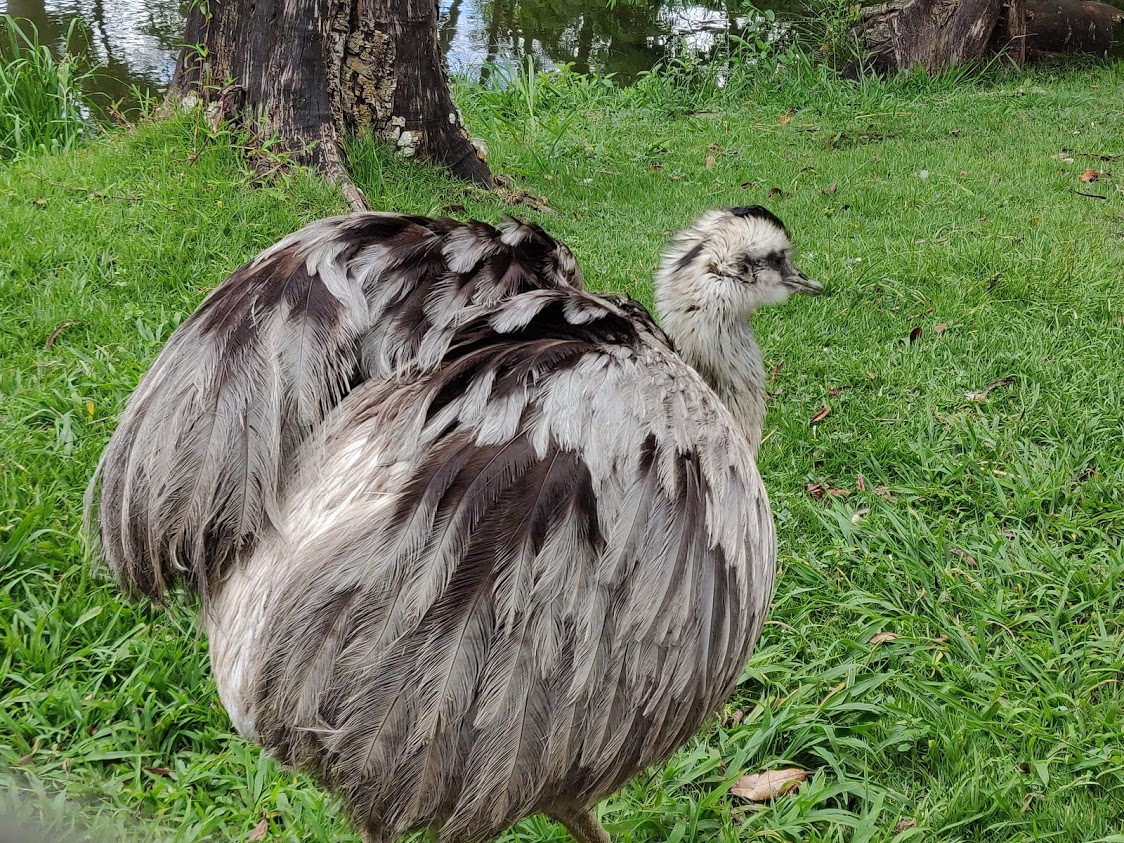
top-left (439, 0), bottom-right (788, 82)
top-left (0, 0), bottom-right (181, 103)
top-left (0, 0), bottom-right (801, 105)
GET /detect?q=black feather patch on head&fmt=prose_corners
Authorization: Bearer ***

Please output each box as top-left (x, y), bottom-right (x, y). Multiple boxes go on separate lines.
top-left (728, 206), bottom-right (788, 234)
top-left (674, 242), bottom-right (705, 273)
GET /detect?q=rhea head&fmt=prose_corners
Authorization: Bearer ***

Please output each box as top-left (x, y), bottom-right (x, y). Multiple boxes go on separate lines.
top-left (655, 205), bottom-right (822, 323)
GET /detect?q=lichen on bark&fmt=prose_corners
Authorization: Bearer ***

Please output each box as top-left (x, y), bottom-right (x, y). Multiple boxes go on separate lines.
top-left (334, 18), bottom-right (397, 134)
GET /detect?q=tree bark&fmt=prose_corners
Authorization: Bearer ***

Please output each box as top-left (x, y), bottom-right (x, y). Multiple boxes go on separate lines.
top-left (849, 0), bottom-right (1028, 74)
top-left (1025, 0), bottom-right (1122, 54)
top-left (170, 0), bottom-right (493, 207)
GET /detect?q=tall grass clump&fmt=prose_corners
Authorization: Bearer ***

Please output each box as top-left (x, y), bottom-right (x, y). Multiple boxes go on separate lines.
top-left (452, 57), bottom-right (621, 172)
top-left (0, 16), bottom-right (88, 161)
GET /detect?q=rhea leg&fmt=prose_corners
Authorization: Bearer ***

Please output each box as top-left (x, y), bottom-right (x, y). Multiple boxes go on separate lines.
top-left (546, 804), bottom-right (610, 843)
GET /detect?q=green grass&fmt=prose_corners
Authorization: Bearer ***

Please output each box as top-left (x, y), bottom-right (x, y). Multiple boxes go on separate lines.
top-left (0, 16), bottom-right (89, 161)
top-left (2, 56), bottom-right (1124, 842)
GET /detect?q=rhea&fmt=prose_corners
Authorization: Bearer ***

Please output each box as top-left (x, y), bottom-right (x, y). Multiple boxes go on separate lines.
top-left (87, 206), bottom-right (821, 843)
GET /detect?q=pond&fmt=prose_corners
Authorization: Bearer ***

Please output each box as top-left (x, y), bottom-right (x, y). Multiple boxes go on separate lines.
top-left (0, 0), bottom-right (804, 107)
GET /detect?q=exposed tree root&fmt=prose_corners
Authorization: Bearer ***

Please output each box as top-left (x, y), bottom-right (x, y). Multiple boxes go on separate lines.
top-left (318, 126), bottom-right (369, 213)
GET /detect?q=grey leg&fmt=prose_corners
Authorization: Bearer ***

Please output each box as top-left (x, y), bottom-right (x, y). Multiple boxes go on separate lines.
top-left (546, 804), bottom-right (610, 843)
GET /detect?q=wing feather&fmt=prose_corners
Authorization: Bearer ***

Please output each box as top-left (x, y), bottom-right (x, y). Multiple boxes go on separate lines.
top-left (87, 213), bottom-right (585, 600)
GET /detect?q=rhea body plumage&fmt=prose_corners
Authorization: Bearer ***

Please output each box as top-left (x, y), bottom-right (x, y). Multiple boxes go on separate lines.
top-left (87, 207), bottom-right (820, 843)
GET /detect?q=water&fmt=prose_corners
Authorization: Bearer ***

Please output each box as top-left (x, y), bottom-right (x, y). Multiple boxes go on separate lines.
top-left (439, 0), bottom-right (802, 82)
top-left (1, 0), bottom-right (184, 105)
top-left (0, 0), bottom-right (802, 106)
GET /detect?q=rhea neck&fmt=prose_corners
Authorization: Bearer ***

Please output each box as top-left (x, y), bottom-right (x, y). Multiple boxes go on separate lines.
top-left (655, 287), bottom-right (767, 459)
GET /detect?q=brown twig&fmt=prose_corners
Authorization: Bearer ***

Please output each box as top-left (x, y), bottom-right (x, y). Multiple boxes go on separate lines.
top-left (319, 128), bottom-right (368, 213)
top-left (105, 102), bottom-right (136, 130)
top-left (45, 321), bottom-right (78, 348)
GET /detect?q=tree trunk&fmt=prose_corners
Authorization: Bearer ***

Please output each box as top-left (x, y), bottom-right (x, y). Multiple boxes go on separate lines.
top-left (849, 0), bottom-right (1028, 74)
top-left (170, 0), bottom-right (493, 208)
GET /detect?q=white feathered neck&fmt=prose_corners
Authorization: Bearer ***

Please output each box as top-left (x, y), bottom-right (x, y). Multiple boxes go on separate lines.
top-left (654, 210), bottom-right (794, 458)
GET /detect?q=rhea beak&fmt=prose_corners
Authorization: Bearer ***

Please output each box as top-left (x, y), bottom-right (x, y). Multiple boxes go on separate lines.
top-left (783, 271), bottom-right (823, 296)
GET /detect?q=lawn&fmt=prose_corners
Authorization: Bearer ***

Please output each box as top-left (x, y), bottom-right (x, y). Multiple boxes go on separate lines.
top-left (1, 56), bottom-right (1123, 842)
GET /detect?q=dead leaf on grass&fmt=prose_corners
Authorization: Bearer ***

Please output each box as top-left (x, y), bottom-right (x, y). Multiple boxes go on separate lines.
top-left (810, 405), bottom-right (832, 424)
top-left (248, 817), bottom-right (269, 842)
top-left (855, 473), bottom-right (866, 491)
top-left (807, 483), bottom-right (825, 501)
top-left (894, 819), bottom-right (917, 833)
top-left (705, 155), bottom-right (716, 169)
top-left (850, 507), bottom-right (870, 524)
top-left (870, 631), bottom-right (900, 645)
top-left (1080, 168), bottom-right (1099, 183)
top-left (143, 766), bottom-right (172, 777)
top-left (933, 323), bottom-right (948, 333)
top-left (824, 182), bottom-right (838, 195)
top-left (777, 112), bottom-right (793, 125)
top-left (731, 768), bottom-right (809, 802)
top-left (950, 547), bottom-right (977, 567)
top-left (17, 738), bottom-right (40, 765)
top-left (766, 186), bottom-right (784, 199)
top-left (770, 362), bottom-right (784, 382)
top-left (827, 488), bottom-right (852, 498)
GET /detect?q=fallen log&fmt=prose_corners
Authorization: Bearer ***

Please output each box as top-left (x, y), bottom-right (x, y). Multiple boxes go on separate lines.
top-left (1025, 0), bottom-right (1123, 55)
top-left (847, 0), bottom-right (1120, 75)
top-left (848, 0), bottom-right (1026, 74)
